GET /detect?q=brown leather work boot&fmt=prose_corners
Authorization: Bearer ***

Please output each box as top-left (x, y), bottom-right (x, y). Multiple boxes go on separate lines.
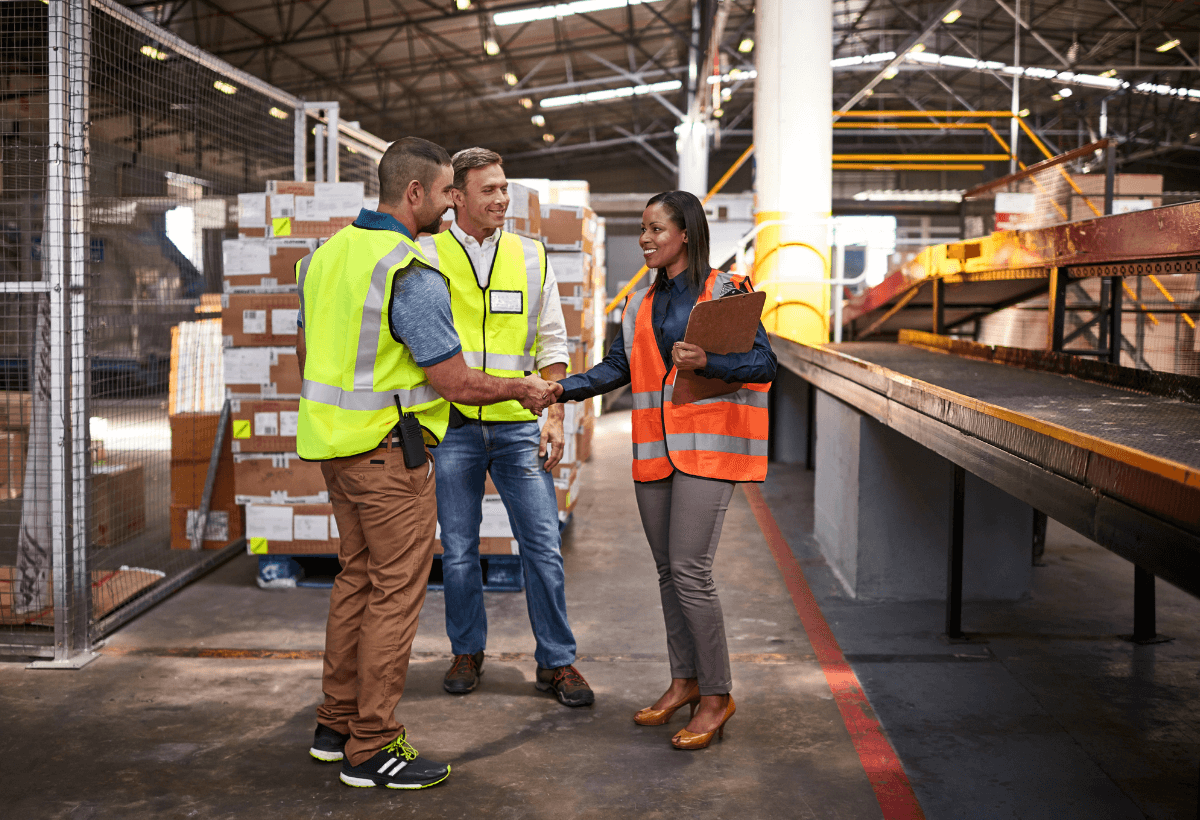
top-left (443, 651), bottom-right (484, 694)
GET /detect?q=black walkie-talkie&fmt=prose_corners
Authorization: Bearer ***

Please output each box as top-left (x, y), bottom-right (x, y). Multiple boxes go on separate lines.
top-left (393, 395), bottom-right (427, 469)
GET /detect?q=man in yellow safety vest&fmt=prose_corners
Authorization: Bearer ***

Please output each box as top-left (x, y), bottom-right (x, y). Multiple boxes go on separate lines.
top-left (296, 137), bottom-right (562, 789)
top-left (418, 148), bottom-right (593, 707)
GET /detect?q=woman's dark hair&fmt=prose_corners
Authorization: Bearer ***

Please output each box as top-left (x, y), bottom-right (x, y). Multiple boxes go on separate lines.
top-left (645, 190), bottom-right (711, 293)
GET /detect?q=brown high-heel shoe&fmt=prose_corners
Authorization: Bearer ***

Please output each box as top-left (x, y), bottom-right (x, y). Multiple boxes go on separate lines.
top-left (633, 681), bottom-right (701, 726)
top-left (671, 695), bottom-right (735, 750)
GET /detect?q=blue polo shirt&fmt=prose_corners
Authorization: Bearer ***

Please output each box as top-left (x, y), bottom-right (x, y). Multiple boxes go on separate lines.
top-left (297, 209), bottom-right (461, 368)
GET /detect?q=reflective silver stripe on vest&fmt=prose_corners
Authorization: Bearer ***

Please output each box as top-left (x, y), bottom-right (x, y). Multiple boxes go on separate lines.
top-left (632, 439), bottom-right (668, 461)
top-left (714, 268), bottom-right (736, 296)
top-left (462, 350), bottom-right (536, 371)
top-left (665, 432), bottom-right (769, 457)
top-left (631, 390), bottom-right (663, 411)
top-left (417, 236), bottom-right (440, 271)
top-left (516, 235), bottom-right (544, 361)
top-left (662, 384), bottom-right (769, 408)
top-left (623, 288), bottom-right (650, 361)
top-left (354, 240), bottom-right (416, 391)
top-left (296, 252), bottom-right (315, 322)
top-left (301, 379), bottom-right (440, 412)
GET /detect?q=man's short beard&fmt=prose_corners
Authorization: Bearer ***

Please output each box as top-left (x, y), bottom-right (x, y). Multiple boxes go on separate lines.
top-left (418, 216), bottom-right (445, 235)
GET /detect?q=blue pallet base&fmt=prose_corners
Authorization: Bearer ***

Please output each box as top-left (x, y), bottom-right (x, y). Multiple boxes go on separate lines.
top-left (256, 553), bottom-right (524, 592)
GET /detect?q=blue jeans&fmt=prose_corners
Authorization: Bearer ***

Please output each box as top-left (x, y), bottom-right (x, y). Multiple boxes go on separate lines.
top-left (433, 419), bottom-right (576, 669)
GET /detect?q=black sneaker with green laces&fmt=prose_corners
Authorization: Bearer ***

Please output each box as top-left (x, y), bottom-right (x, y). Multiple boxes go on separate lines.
top-left (310, 723), bottom-right (349, 762)
top-left (339, 732), bottom-right (451, 790)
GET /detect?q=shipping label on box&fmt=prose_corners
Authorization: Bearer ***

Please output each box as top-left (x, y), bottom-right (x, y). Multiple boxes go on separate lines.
top-left (246, 502), bottom-right (339, 555)
top-left (548, 251), bottom-right (592, 284)
top-left (170, 502), bottom-right (244, 550)
top-left (224, 346), bottom-right (302, 398)
top-left (229, 399), bottom-right (299, 453)
top-left (233, 452), bottom-right (328, 504)
top-left (238, 193), bottom-right (267, 228)
top-left (221, 292), bottom-right (300, 347)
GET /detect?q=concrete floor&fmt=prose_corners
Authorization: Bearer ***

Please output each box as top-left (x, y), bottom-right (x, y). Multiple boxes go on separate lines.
top-left (2, 409), bottom-right (1198, 818)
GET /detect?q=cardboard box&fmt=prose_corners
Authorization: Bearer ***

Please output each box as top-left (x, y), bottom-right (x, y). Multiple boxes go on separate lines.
top-left (576, 424), bottom-right (593, 463)
top-left (433, 537), bottom-right (518, 556)
top-left (221, 292), bottom-right (300, 347)
top-left (233, 453), bottom-right (327, 504)
top-left (0, 391), bottom-right (32, 429)
top-left (229, 399), bottom-right (299, 454)
top-left (92, 463), bottom-right (147, 547)
top-left (170, 503), bottom-right (245, 550)
top-left (0, 430), bottom-right (27, 499)
top-left (169, 412), bottom-right (232, 462)
top-left (541, 204), bottom-right (597, 253)
top-left (504, 182), bottom-right (542, 239)
top-left (266, 181), bottom-right (362, 239)
top-left (245, 502), bottom-right (339, 555)
top-left (222, 238), bottom-right (316, 291)
top-left (224, 347), bottom-right (302, 398)
top-left (548, 251), bottom-right (593, 285)
top-left (170, 455), bottom-right (237, 508)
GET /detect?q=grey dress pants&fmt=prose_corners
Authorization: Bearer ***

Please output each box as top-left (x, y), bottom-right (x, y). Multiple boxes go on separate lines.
top-left (634, 472), bottom-right (736, 696)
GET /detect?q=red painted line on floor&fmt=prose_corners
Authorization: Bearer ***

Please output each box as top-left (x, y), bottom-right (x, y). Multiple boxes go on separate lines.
top-left (743, 484), bottom-right (926, 820)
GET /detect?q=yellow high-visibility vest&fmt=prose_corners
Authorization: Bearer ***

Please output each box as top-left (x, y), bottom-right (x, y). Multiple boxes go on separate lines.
top-left (420, 230), bottom-right (546, 422)
top-left (296, 226), bottom-right (450, 459)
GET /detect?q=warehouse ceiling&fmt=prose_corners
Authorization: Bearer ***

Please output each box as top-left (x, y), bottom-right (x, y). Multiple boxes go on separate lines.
top-left (117, 0), bottom-right (1200, 190)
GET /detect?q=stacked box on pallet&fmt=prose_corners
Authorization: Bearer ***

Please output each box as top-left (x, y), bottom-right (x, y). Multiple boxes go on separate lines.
top-left (227, 181), bottom-right (365, 559)
top-left (0, 392), bottom-right (30, 500)
top-left (543, 201), bottom-right (601, 489)
top-left (168, 318), bottom-right (237, 550)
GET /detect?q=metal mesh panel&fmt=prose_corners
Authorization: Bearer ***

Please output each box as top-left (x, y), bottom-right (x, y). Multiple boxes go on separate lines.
top-left (977, 275), bottom-right (1200, 378)
top-left (0, 0), bottom-right (383, 660)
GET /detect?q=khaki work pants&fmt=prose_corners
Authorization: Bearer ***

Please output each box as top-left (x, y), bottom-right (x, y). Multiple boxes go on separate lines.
top-left (316, 442), bottom-right (436, 766)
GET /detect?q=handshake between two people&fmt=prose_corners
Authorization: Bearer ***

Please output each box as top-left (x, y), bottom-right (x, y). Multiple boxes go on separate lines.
top-left (515, 374), bottom-right (564, 415)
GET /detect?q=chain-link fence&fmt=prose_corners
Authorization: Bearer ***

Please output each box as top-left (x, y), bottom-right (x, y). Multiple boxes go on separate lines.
top-left (0, 0), bottom-right (386, 663)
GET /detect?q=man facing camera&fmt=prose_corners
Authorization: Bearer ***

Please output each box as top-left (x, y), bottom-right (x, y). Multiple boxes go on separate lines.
top-left (419, 147), bottom-right (593, 707)
top-left (297, 137), bottom-right (562, 790)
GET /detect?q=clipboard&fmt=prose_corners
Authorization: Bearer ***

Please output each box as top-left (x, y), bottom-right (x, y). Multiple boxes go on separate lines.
top-left (671, 289), bottom-right (766, 405)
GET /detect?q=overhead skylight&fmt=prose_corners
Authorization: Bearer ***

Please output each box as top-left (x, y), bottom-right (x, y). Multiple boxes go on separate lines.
top-left (494, 0), bottom-right (665, 27)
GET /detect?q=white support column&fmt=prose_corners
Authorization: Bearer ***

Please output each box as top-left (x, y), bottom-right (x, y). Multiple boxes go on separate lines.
top-left (314, 125), bottom-right (325, 184)
top-left (294, 103), bottom-right (307, 182)
top-left (326, 103), bottom-right (339, 184)
top-left (754, 0), bottom-right (833, 344)
top-left (676, 120), bottom-right (710, 197)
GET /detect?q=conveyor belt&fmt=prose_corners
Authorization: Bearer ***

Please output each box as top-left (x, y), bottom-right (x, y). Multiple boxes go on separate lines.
top-left (841, 200), bottom-right (1200, 338)
top-left (772, 333), bottom-right (1200, 597)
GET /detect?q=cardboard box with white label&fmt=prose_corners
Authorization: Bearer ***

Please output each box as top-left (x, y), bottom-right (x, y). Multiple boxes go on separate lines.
top-left (245, 502), bottom-right (340, 555)
top-left (221, 292), bottom-right (300, 348)
top-left (229, 399), bottom-right (300, 453)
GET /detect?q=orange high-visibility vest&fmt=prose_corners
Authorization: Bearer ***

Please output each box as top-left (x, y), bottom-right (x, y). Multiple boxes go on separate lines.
top-left (624, 268), bottom-right (771, 483)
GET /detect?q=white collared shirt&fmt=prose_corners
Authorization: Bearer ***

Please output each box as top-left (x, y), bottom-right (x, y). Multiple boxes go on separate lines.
top-left (446, 220), bottom-right (570, 372)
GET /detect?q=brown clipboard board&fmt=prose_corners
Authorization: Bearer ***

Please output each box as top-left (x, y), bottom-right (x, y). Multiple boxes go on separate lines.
top-left (671, 289), bottom-right (766, 405)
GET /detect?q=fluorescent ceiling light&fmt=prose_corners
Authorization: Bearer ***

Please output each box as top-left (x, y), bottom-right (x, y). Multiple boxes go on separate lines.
top-left (738, 38), bottom-right (754, 54)
top-left (1058, 87), bottom-right (1073, 97)
top-left (540, 79), bottom-right (682, 108)
top-left (456, 0), bottom-right (472, 8)
top-left (909, 43), bottom-right (926, 54)
top-left (1018, 108), bottom-right (1030, 117)
top-left (543, 133), bottom-right (556, 143)
top-left (707, 69), bottom-right (758, 84)
top-left (1100, 69), bottom-right (1117, 78)
top-left (883, 67), bottom-right (898, 79)
top-left (853, 189), bottom-right (964, 202)
top-left (713, 107), bottom-right (725, 118)
top-left (484, 37), bottom-right (500, 56)
top-left (1157, 38), bottom-right (1180, 53)
top-left (531, 114), bottom-right (546, 126)
top-left (504, 72), bottom-right (518, 86)
top-left (519, 97), bottom-right (534, 109)
top-left (494, 0), bottom-right (664, 27)
top-left (141, 45), bottom-right (167, 61)
top-left (942, 9), bottom-right (962, 23)
top-left (213, 81), bottom-right (237, 95)
top-left (269, 107), bottom-right (289, 120)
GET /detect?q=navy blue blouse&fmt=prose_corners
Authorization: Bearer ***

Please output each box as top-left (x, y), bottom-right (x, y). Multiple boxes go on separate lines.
top-left (557, 271), bottom-right (777, 402)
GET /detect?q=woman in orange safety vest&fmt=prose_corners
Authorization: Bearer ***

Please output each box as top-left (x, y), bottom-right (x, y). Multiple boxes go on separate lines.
top-left (555, 190), bottom-right (776, 750)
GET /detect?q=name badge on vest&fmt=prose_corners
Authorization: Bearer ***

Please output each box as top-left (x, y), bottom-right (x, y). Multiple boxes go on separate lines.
top-left (490, 290), bottom-right (523, 314)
